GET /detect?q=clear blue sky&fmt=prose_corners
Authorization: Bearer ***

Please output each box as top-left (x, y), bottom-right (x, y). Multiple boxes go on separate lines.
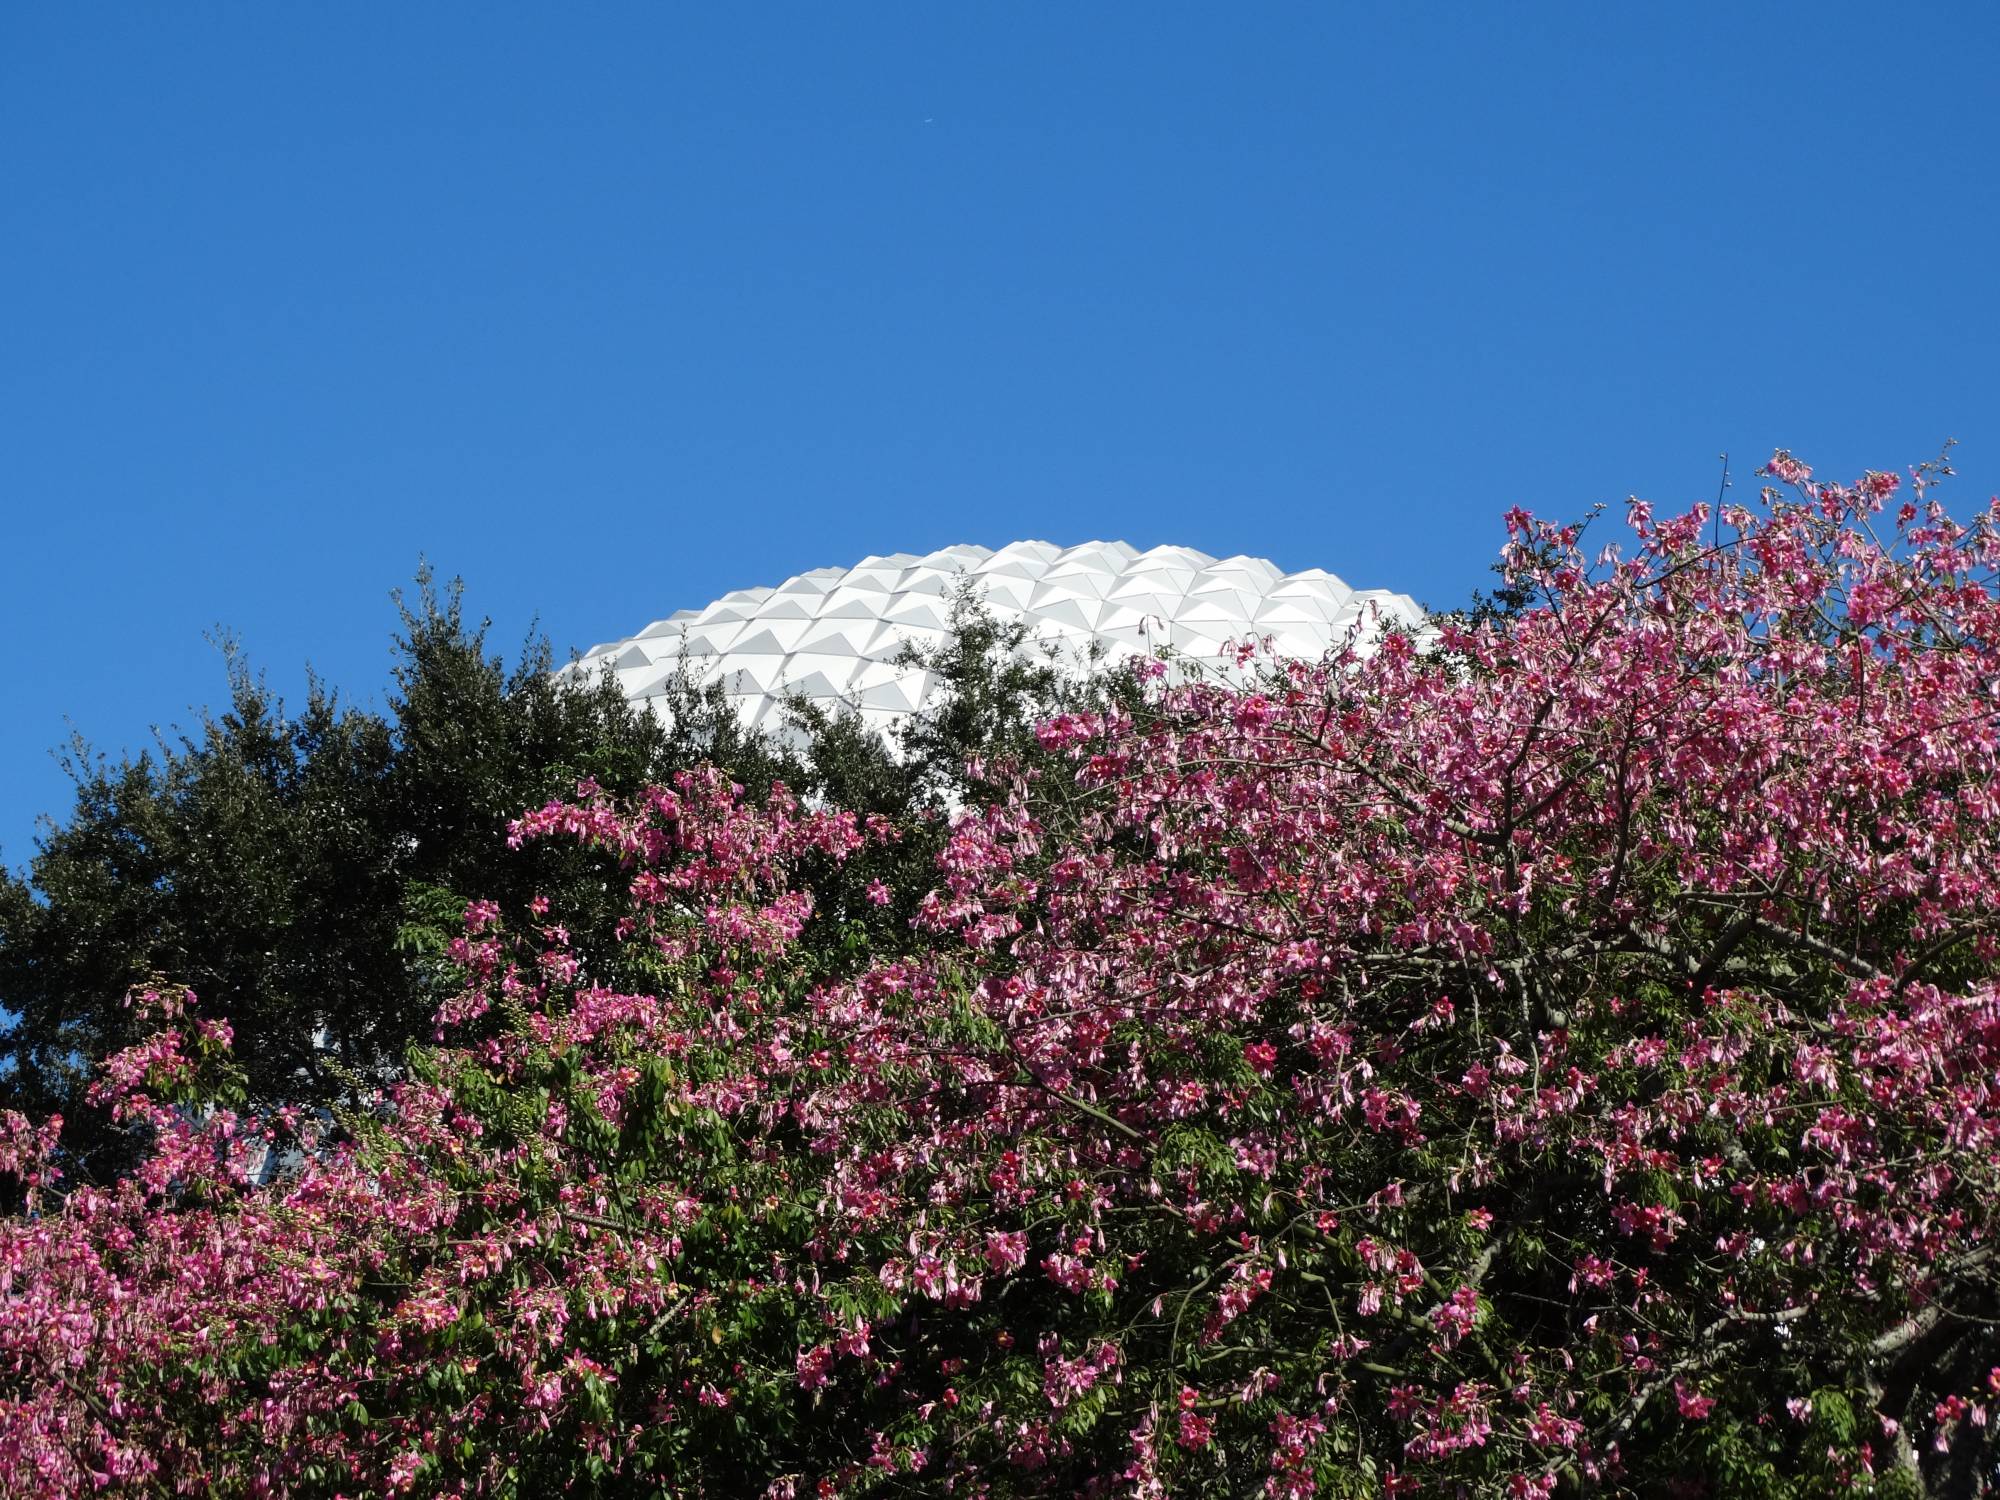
top-left (4, 5), bottom-right (1997, 870)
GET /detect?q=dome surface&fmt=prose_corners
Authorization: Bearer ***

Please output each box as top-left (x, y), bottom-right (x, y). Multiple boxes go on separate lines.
top-left (573, 540), bottom-right (1423, 737)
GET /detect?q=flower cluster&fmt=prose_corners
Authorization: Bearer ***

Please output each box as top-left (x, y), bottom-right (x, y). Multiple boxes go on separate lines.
top-left (6, 458), bottom-right (2000, 1494)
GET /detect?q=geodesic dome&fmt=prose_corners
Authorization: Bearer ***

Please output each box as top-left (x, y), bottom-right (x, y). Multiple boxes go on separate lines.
top-left (572, 540), bottom-right (1424, 738)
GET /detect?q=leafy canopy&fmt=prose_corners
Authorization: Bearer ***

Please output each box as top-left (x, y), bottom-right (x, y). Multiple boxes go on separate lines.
top-left (6, 458), bottom-right (2000, 1497)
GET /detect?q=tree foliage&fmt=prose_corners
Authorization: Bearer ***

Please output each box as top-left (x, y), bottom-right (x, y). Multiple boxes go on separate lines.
top-left (0, 571), bottom-right (1091, 1184)
top-left (0, 570), bottom-right (768, 1175)
top-left (8, 458), bottom-right (2000, 1497)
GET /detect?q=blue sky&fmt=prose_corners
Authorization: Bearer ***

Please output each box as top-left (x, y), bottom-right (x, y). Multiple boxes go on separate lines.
top-left (4, 5), bottom-right (1997, 868)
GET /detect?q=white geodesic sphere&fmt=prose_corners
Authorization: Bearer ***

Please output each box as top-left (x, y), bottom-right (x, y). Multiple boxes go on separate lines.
top-left (572, 540), bottom-right (1424, 737)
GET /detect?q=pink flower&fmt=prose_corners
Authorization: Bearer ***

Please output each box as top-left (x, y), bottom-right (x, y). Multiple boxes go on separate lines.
top-left (1675, 1382), bottom-right (1715, 1421)
top-left (387, 1448), bottom-right (426, 1492)
top-left (796, 1344), bottom-right (836, 1390)
top-left (985, 1230), bottom-right (1029, 1274)
top-left (1042, 1252), bottom-right (1093, 1294)
top-left (1177, 1411), bottom-right (1214, 1449)
top-left (1429, 1285), bottom-right (1480, 1349)
top-left (1043, 1341), bottom-right (1120, 1410)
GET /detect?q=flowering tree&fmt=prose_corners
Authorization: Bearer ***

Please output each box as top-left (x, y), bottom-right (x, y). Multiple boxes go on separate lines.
top-left (5, 454), bottom-right (2000, 1497)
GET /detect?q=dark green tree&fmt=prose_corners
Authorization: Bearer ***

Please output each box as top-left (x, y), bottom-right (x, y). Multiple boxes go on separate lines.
top-left (0, 569), bottom-right (797, 1179)
top-left (0, 567), bottom-right (1136, 1181)
top-left (0, 654), bottom-right (396, 1158)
